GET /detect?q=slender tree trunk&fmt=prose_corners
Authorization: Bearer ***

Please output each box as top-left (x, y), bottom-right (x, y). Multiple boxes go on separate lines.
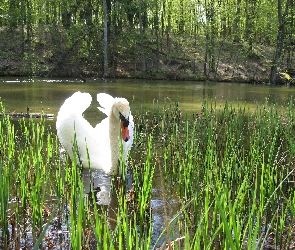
top-left (155, 0), bottom-right (159, 70)
top-left (166, 0), bottom-right (172, 50)
top-left (233, 0), bottom-right (242, 43)
top-left (204, 0), bottom-right (216, 78)
top-left (245, 0), bottom-right (256, 53)
top-left (161, 0), bottom-right (165, 43)
top-left (61, 2), bottom-right (71, 29)
top-left (103, 0), bottom-right (108, 78)
top-left (285, 0), bottom-right (294, 68)
top-left (138, 0), bottom-right (146, 72)
top-left (8, 0), bottom-right (18, 28)
top-left (270, 0), bottom-right (292, 84)
top-left (179, 0), bottom-right (184, 33)
top-left (26, 0), bottom-right (33, 76)
top-left (20, 0), bottom-right (25, 55)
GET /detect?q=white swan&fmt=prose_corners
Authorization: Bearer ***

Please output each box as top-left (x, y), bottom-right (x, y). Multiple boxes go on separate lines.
top-left (56, 91), bottom-right (134, 175)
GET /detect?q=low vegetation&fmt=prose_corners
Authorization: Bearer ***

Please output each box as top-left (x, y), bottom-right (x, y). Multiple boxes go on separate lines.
top-left (0, 99), bottom-right (295, 249)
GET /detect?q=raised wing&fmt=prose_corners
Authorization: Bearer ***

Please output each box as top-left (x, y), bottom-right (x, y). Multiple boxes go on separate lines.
top-left (97, 93), bottom-right (115, 116)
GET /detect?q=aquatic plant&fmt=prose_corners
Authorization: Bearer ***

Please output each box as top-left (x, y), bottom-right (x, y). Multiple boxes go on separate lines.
top-left (0, 98), bottom-right (295, 249)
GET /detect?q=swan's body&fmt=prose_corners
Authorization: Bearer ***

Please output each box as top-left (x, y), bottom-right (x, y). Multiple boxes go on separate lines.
top-left (56, 91), bottom-right (133, 175)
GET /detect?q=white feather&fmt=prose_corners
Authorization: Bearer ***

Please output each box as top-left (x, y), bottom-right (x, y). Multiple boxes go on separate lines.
top-left (56, 91), bottom-right (134, 174)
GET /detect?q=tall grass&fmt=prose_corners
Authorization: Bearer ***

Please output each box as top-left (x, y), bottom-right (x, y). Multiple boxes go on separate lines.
top-left (147, 99), bottom-right (295, 249)
top-left (0, 104), bottom-right (12, 249)
top-left (1, 98), bottom-right (295, 249)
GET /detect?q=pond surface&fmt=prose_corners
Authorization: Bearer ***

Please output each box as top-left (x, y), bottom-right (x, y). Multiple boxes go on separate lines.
top-left (1, 77), bottom-right (295, 123)
top-left (1, 77), bottom-right (295, 247)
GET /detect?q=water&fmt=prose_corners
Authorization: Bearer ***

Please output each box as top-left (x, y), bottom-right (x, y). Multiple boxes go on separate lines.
top-left (1, 77), bottom-right (295, 248)
top-left (1, 77), bottom-right (295, 121)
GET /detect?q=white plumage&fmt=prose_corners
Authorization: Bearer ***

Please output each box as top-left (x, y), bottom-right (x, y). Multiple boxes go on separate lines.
top-left (56, 91), bottom-right (134, 175)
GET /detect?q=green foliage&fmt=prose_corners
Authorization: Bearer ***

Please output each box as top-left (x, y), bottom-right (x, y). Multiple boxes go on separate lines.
top-left (1, 98), bottom-right (295, 248)
top-left (133, 98), bottom-right (295, 248)
top-left (0, 0), bottom-right (294, 79)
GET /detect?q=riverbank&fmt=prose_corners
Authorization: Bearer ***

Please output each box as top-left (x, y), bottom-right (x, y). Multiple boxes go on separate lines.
top-left (0, 27), bottom-right (290, 84)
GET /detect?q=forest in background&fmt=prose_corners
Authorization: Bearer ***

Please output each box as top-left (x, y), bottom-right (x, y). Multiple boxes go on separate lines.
top-left (0, 0), bottom-right (294, 84)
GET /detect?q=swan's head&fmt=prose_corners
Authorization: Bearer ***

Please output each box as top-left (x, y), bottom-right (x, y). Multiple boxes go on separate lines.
top-left (113, 98), bottom-right (130, 119)
top-left (113, 98), bottom-right (131, 142)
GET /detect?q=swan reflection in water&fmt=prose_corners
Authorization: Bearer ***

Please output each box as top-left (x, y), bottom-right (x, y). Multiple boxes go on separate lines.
top-left (82, 168), bottom-right (134, 206)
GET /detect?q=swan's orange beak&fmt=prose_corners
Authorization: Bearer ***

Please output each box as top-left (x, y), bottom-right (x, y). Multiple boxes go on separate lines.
top-left (119, 112), bottom-right (130, 142)
top-left (121, 121), bottom-right (130, 142)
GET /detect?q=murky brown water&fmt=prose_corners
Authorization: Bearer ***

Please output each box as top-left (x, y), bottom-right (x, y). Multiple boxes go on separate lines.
top-left (1, 77), bottom-right (295, 247)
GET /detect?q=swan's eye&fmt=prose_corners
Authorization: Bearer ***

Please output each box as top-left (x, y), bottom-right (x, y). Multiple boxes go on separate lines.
top-left (119, 112), bottom-right (129, 127)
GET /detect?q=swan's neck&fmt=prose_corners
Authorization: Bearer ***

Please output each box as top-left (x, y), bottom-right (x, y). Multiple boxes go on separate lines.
top-left (109, 112), bottom-right (120, 175)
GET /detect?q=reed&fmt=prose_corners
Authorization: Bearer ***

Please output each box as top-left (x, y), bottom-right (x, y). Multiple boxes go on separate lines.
top-left (1, 98), bottom-right (295, 249)
top-left (0, 129), bottom-right (10, 249)
top-left (141, 98), bottom-right (295, 249)
top-left (0, 104), bottom-right (14, 249)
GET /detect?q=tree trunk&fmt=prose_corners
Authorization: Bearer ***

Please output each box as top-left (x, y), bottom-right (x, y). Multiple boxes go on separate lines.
top-left (138, 0), bottom-right (147, 72)
top-left (178, 0), bottom-right (184, 33)
top-left (270, 0), bottom-right (292, 84)
top-left (233, 0), bottom-right (242, 43)
top-left (103, 0), bottom-right (108, 78)
top-left (8, 0), bottom-right (18, 28)
top-left (204, 0), bottom-right (216, 78)
top-left (154, 0), bottom-right (159, 70)
top-left (20, 0), bottom-right (25, 55)
top-left (61, 2), bottom-right (71, 29)
top-left (26, 0), bottom-right (33, 76)
top-left (245, 0), bottom-right (256, 53)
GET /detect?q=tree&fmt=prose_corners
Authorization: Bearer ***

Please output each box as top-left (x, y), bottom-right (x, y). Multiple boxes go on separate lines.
top-left (138, 0), bottom-right (147, 72)
top-left (245, 0), bottom-right (257, 53)
top-left (270, 0), bottom-right (293, 84)
top-left (233, 0), bottom-right (242, 43)
top-left (204, 0), bottom-right (217, 78)
top-left (103, 0), bottom-right (109, 77)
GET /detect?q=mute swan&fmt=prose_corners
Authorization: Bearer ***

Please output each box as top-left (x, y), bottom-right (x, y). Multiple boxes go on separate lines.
top-left (56, 91), bottom-right (134, 175)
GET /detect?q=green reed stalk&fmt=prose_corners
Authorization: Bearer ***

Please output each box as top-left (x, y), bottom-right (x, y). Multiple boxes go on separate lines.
top-left (0, 161), bottom-right (9, 249)
top-left (2, 98), bottom-right (295, 249)
top-left (90, 192), bottom-right (114, 249)
top-left (0, 104), bottom-right (18, 249)
top-left (67, 133), bottom-right (87, 249)
top-left (155, 99), bottom-right (295, 248)
top-left (131, 134), bottom-right (154, 247)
